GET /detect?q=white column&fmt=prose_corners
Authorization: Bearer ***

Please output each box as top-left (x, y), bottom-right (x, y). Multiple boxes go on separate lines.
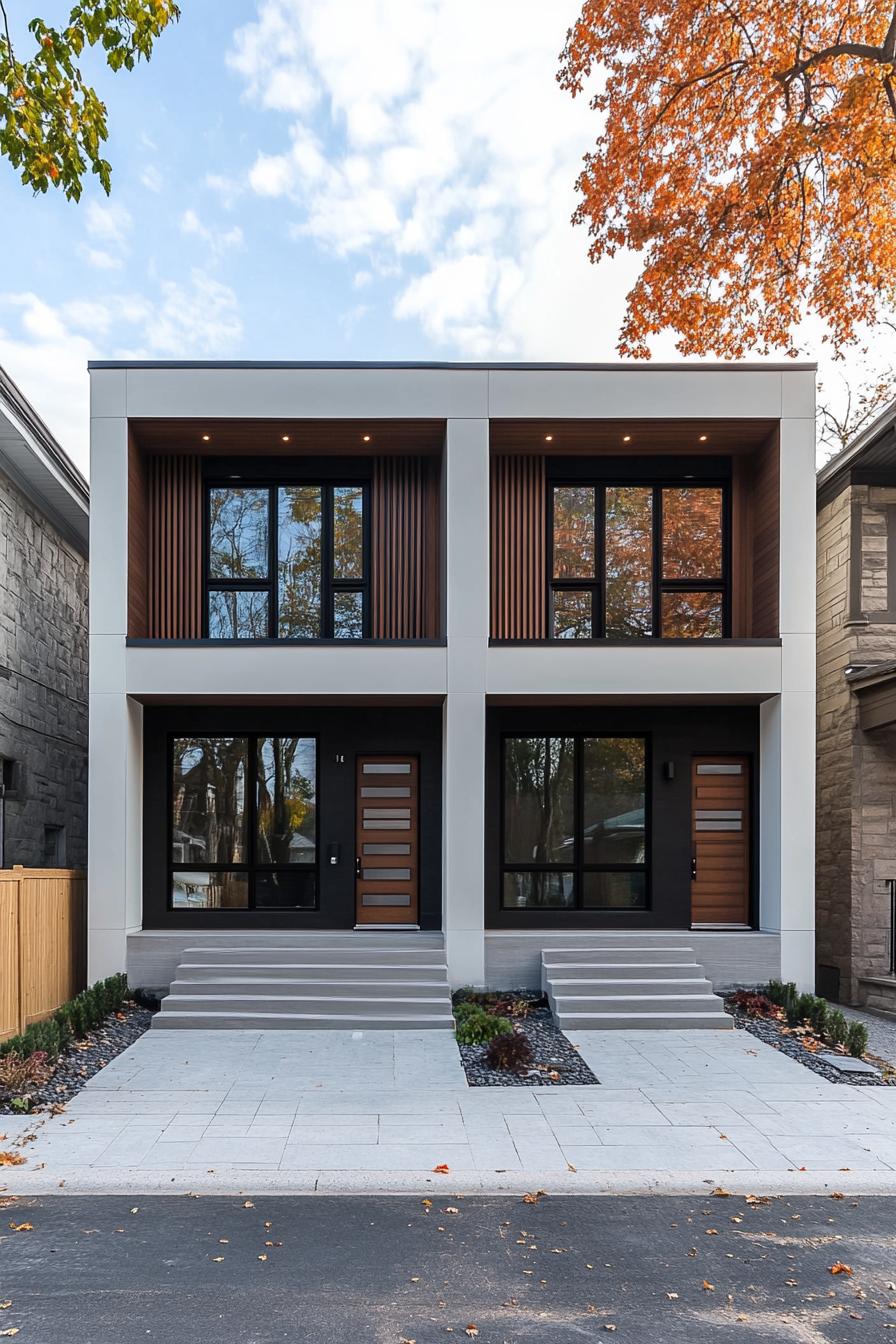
top-left (759, 402), bottom-right (816, 989)
top-left (442, 417), bottom-right (490, 986)
top-left (87, 397), bottom-right (141, 979)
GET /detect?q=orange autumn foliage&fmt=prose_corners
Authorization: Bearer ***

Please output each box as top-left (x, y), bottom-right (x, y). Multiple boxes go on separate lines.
top-left (558, 2), bottom-right (896, 357)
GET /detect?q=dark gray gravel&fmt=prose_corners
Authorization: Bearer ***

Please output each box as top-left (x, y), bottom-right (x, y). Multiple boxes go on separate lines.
top-left (0, 1002), bottom-right (152, 1115)
top-left (725, 1003), bottom-right (896, 1087)
top-left (459, 1006), bottom-right (599, 1087)
top-left (2, 1194), bottom-right (895, 1343)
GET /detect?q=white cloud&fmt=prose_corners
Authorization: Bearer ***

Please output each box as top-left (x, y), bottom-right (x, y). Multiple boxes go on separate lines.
top-left (229, 0), bottom-right (618, 356)
top-left (141, 165), bottom-right (163, 193)
top-left (80, 198), bottom-right (133, 271)
top-left (180, 209), bottom-right (244, 257)
top-left (0, 273), bottom-right (243, 471)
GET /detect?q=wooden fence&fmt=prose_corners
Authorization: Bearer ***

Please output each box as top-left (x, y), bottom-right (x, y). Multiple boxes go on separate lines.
top-left (0, 867), bottom-right (86, 1042)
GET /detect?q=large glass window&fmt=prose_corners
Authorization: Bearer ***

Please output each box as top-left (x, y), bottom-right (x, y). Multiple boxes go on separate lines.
top-left (170, 734), bottom-right (317, 911)
top-left (502, 734), bottom-right (647, 910)
top-left (549, 482), bottom-right (728, 640)
top-left (206, 482), bottom-right (367, 640)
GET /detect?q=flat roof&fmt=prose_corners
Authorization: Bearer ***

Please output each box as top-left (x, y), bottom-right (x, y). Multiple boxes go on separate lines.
top-left (88, 359), bottom-right (817, 373)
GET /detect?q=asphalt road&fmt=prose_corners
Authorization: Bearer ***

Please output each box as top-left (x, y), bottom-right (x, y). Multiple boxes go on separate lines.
top-left (1, 1193), bottom-right (894, 1342)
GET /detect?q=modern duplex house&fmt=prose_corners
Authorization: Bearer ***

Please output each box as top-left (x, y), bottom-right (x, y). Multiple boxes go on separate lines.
top-left (817, 402), bottom-right (896, 1014)
top-left (87, 361), bottom-right (816, 1028)
top-left (1, 366), bottom-right (88, 869)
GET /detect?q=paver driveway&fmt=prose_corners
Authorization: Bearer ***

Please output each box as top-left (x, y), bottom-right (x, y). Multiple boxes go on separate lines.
top-left (4, 1027), bottom-right (896, 1195)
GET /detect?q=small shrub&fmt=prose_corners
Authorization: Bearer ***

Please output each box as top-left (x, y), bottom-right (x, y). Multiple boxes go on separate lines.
top-left (454, 1007), bottom-right (512, 1046)
top-left (826, 1009), bottom-right (849, 1048)
top-left (794, 992), bottom-right (816, 1025)
top-left (766, 980), bottom-right (785, 1007)
top-left (808, 996), bottom-right (828, 1036)
top-left (728, 990), bottom-right (776, 1018)
top-left (10, 1096), bottom-right (30, 1113)
top-left (0, 1050), bottom-right (52, 1094)
top-left (485, 1031), bottom-right (534, 1074)
top-left (0, 973), bottom-right (130, 1062)
top-left (846, 1021), bottom-right (869, 1059)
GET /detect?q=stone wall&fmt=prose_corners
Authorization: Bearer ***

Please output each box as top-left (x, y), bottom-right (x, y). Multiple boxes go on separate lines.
top-left (817, 480), bottom-right (896, 1009)
top-left (0, 467), bottom-right (88, 868)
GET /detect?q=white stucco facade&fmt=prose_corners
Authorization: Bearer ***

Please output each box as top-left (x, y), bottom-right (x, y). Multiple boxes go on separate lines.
top-left (87, 362), bottom-right (817, 991)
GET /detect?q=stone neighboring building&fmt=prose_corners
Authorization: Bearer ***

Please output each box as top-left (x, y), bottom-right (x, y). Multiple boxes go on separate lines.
top-left (817, 403), bottom-right (896, 1013)
top-left (0, 366), bottom-right (89, 870)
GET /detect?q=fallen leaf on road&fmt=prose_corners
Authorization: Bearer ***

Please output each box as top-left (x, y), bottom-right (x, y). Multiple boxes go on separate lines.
top-left (464, 1327), bottom-right (479, 1338)
top-left (666, 1292), bottom-right (679, 1300)
top-left (712, 1187), bottom-right (731, 1197)
top-left (0, 1305), bottom-right (10, 1311)
top-left (705, 1228), bottom-right (719, 1236)
top-left (831, 1192), bottom-right (845, 1200)
top-left (130, 1207), bottom-right (139, 1215)
top-left (399, 1337), bottom-right (416, 1343)
top-left (445, 1207), bottom-right (460, 1215)
top-left (242, 1200), bottom-right (254, 1208)
top-left (211, 1257), bottom-right (224, 1263)
top-left (702, 1282), bottom-right (715, 1292)
top-left (744, 1195), bottom-right (770, 1206)
top-left (432, 1165), bottom-right (450, 1175)
top-left (257, 1254), bottom-right (267, 1262)
top-left (7, 1223), bottom-right (31, 1232)
top-left (522, 1191), bottom-right (547, 1204)
top-left (603, 1326), bottom-right (617, 1332)
top-left (830, 1263), bottom-right (853, 1276)
top-left (421, 1199), bottom-right (432, 1211)
top-left (0, 1328), bottom-right (19, 1337)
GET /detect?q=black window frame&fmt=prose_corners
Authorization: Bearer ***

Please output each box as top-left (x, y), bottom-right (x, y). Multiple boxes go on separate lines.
top-left (500, 731), bottom-right (651, 912)
top-left (203, 479), bottom-right (370, 640)
top-left (548, 479), bottom-right (731, 640)
top-left (168, 731), bottom-right (320, 913)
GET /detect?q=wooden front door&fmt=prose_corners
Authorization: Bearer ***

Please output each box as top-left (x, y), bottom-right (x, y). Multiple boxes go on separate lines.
top-left (691, 756), bottom-right (750, 926)
top-left (355, 755), bottom-right (419, 925)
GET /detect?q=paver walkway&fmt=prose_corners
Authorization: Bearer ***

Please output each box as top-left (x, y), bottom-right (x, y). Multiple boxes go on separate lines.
top-left (4, 1027), bottom-right (896, 1195)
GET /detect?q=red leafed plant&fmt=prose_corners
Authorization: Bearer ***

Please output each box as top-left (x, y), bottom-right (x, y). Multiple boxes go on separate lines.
top-left (728, 991), bottom-right (777, 1019)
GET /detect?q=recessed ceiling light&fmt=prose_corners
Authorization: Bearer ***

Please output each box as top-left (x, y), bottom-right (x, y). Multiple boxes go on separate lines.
top-left (281, 434), bottom-right (290, 443)
top-left (362, 434), bottom-right (371, 442)
top-left (699, 434), bottom-right (708, 442)
top-left (201, 433), bottom-right (211, 442)
top-left (544, 434), bottom-right (553, 442)
top-left (622, 434), bottom-right (631, 443)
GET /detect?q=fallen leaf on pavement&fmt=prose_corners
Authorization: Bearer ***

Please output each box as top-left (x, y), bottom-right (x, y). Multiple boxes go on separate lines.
top-left (711, 1187), bottom-right (731, 1197)
top-left (432, 1165), bottom-right (450, 1175)
top-left (830, 1263), bottom-right (853, 1276)
top-left (0, 1155), bottom-right (24, 1168)
top-left (831, 1192), bottom-right (845, 1200)
top-left (567, 1163), bottom-right (577, 1173)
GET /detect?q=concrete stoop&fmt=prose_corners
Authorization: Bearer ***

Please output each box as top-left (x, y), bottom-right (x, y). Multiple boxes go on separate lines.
top-left (153, 933), bottom-right (455, 1030)
top-left (542, 941), bottom-right (731, 1030)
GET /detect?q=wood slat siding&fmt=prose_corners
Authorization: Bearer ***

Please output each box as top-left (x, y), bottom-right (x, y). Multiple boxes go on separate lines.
top-left (371, 456), bottom-right (440, 639)
top-left (751, 430), bottom-right (780, 637)
top-left (146, 454), bottom-right (202, 639)
top-left (0, 868), bottom-right (86, 1040)
top-left (490, 454), bottom-right (546, 640)
top-left (127, 431), bottom-right (149, 637)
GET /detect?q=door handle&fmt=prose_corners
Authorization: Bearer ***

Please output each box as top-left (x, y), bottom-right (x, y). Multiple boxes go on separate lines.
top-left (691, 856), bottom-right (697, 881)
top-left (355, 856), bottom-right (362, 878)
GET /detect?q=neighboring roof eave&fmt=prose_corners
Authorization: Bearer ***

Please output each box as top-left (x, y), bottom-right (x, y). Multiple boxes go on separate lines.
top-left (87, 358), bottom-right (818, 372)
top-left (817, 395), bottom-right (896, 496)
top-left (845, 659), bottom-right (896, 690)
top-left (0, 366), bottom-right (89, 553)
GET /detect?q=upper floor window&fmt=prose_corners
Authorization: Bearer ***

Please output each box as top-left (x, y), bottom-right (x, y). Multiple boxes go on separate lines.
top-left (206, 483), bottom-right (367, 640)
top-left (550, 483), bottom-right (727, 639)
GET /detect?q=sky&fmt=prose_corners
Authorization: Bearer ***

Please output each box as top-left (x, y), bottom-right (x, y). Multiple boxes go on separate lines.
top-left (0, 0), bottom-right (891, 478)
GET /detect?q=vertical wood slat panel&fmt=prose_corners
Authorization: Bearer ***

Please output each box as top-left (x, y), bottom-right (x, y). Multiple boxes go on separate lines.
top-left (490, 454), bottom-right (546, 639)
top-left (147, 455), bottom-right (202, 638)
top-left (371, 456), bottom-right (440, 639)
top-left (751, 430), bottom-right (780, 638)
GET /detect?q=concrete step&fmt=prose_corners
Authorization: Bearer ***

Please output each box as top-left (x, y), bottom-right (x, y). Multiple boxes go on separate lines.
top-left (169, 977), bottom-right (450, 997)
top-left (175, 961), bottom-right (449, 980)
top-left (543, 961), bottom-right (701, 979)
top-left (543, 947), bottom-right (697, 966)
top-left (549, 993), bottom-right (724, 1015)
top-left (556, 1011), bottom-right (732, 1030)
top-left (161, 994), bottom-right (452, 1016)
top-left (546, 977), bottom-right (714, 996)
top-left (153, 1011), bottom-right (456, 1030)
top-left (181, 947), bottom-right (445, 966)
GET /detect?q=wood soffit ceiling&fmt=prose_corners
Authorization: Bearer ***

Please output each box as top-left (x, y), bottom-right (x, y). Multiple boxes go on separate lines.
top-left (131, 417), bottom-right (777, 458)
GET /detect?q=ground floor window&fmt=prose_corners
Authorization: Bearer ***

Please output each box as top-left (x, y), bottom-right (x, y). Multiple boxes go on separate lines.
top-left (170, 735), bottom-right (317, 910)
top-left (502, 734), bottom-right (647, 910)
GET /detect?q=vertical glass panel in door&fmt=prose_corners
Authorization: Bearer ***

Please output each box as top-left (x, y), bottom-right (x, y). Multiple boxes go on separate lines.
top-left (207, 589), bottom-right (269, 639)
top-left (256, 736), bottom-right (317, 864)
top-left (605, 487), bottom-right (652, 636)
top-left (662, 487), bottom-right (723, 579)
top-left (552, 486), bottom-right (595, 578)
top-left (171, 737), bottom-right (248, 864)
top-left (503, 736), bottom-right (575, 864)
top-left (171, 870), bottom-right (249, 909)
top-left (332, 485), bottom-right (364, 579)
top-left (278, 486), bottom-right (322, 637)
top-left (208, 488), bottom-right (269, 579)
top-left (582, 737), bottom-right (646, 863)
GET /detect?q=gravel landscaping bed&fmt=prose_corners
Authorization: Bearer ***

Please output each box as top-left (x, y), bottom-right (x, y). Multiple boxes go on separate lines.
top-left (0, 1001), bottom-right (152, 1114)
top-left (458, 1004), bottom-right (599, 1087)
top-left (725, 1001), bottom-right (896, 1087)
